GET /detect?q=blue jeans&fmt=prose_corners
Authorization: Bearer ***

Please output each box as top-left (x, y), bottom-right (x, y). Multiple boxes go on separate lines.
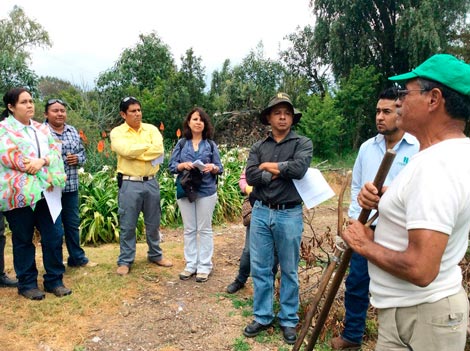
top-left (250, 200), bottom-right (303, 327)
top-left (117, 179), bottom-right (163, 266)
top-left (342, 251), bottom-right (370, 344)
top-left (235, 224), bottom-right (278, 284)
top-left (4, 199), bottom-right (65, 293)
top-left (61, 191), bottom-right (88, 267)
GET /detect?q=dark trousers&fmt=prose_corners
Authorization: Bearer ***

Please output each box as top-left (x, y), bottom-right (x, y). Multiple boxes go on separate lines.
top-left (0, 213), bottom-right (5, 274)
top-left (61, 191), bottom-right (88, 266)
top-left (4, 199), bottom-right (65, 293)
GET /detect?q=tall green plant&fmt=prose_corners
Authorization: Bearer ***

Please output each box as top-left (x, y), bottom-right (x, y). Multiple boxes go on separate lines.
top-left (79, 167), bottom-right (144, 244)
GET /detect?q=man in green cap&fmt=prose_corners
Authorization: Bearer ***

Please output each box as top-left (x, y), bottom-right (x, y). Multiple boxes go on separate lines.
top-left (243, 93), bottom-right (313, 345)
top-left (342, 53), bottom-right (470, 350)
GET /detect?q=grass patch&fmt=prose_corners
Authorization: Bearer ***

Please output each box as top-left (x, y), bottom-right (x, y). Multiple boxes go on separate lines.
top-left (232, 336), bottom-right (251, 351)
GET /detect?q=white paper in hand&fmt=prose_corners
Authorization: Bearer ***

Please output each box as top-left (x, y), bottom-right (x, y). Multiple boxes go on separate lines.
top-left (43, 186), bottom-right (63, 223)
top-left (192, 159), bottom-right (206, 171)
top-left (293, 168), bottom-right (335, 209)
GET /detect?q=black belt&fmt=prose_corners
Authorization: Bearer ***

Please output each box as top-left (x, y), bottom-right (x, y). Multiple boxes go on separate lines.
top-left (261, 201), bottom-right (301, 210)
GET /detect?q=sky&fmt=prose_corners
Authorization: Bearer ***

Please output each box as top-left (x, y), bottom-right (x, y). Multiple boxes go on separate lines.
top-left (1, 0), bottom-right (315, 88)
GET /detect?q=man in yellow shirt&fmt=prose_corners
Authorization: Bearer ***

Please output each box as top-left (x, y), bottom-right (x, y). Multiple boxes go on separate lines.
top-left (110, 96), bottom-right (172, 275)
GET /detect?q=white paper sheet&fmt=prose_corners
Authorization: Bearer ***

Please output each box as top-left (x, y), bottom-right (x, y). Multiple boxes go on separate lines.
top-left (293, 168), bottom-right (335, 209)
top-left (192, 159), bottom-right (206, 171)
top-left (43, 186), bottom-right (63, 223)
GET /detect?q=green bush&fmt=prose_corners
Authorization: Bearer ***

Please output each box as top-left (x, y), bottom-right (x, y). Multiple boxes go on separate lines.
top-left (78, 145), bottom-right (247, 244)
top-left (78, 166), bottom-right (144, 244)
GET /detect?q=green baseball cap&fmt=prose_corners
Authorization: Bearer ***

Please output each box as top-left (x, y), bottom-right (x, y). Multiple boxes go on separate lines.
top-left (389, 54), bottom-right (470, 96)
top-left (259, 92), bottom-right (302, 125)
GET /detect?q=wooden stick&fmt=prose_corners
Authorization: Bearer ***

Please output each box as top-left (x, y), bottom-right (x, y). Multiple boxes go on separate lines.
top-left (293, 170), bottom-right (352, 351)
top-left (304, 149), bottom-right (396, 351)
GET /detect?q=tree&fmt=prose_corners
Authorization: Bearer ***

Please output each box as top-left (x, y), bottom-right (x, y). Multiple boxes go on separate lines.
top-left (212, 43), bottom-right (284, 113)
top-left (448, 24), bottom-right (470, 62)
top-left (280, 25), bottom-right (331, 97)
top-left (177, 48), bottom-right (206, 108)
top-left (312, 0), bottom-right (470, 81)
top-left (159, 47), bottom-right (208, 138)
top-left (297, 93), bottom-right (344, 159)
top-left (0, 52), bottom-right (38, 93)
top-left (97, 32), bottom-right (175, 92)
top-left (209, 59), bottom-right (234, 114)
top-left (334, 65), bottom-right (381, 150)
top-left (95, 32), bottom-right (177, 126)
top-left (0, 6), bottom-right (51, 93)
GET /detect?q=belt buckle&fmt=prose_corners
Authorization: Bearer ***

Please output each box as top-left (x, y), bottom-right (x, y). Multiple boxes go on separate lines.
top-left (143, 176), bottom-right (149, 181)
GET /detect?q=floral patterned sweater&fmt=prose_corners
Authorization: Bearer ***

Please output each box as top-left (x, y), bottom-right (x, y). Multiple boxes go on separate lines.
top-left (0, 115), bottom-right (66, 211)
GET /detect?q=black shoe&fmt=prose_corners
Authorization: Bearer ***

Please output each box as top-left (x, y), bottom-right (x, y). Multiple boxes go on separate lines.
top-left (19, 288), bottom-right (45, 300)
top-left (0, 273), bottom-right (18, 287)
top-left (243, 320), bottom-right (272, 337)
top-left (280, 326), bottom-right (297, 345)
top-left (226, 280), bottom-right (245, 294)
top-left (45, 285), bottom-right (72, 297)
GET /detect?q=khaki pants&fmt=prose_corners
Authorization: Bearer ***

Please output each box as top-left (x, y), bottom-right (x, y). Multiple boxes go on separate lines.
top-left (376, 288), bottom-right (468, 351)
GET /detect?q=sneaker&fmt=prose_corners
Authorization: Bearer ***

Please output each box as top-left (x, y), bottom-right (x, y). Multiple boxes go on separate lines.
top-left (195, 273), bottom-right (209, 283)
top-left (116, 265), bottom-right (130, 275)
top-left (226, 280), bottom-right (245, 294)
top-left (330, 336), bottom-right (361, 350)
top-left (179, 270), bottom-right (195, 280)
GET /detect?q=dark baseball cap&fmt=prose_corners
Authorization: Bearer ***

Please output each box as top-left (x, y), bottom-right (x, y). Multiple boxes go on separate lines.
top-left (389, 54), bottom-right (470, 96)
top-left (259, 92), bottom-right (302, 125)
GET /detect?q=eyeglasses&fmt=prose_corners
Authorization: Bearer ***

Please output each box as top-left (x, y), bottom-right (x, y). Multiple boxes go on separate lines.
top-left (46, 98), bottom-right (66, 107)
top-left (121, 96), bottom-right (137, 103)
top-left (396, 89), bottom-right (429, 100)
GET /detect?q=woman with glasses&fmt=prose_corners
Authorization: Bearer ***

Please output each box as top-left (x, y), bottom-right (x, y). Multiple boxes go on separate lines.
top-left (0, 87), bottom-right (70, 300)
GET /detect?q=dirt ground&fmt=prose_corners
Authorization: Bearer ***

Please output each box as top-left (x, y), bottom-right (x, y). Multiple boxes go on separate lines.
top-left (81, 173), bottom-right (352, 351)
top-left (80, 202), bottom-right (361, 351)
top-left (2, 170), bottom-right (469, 351)
top-left (1, 171), bottom-right (366, 351)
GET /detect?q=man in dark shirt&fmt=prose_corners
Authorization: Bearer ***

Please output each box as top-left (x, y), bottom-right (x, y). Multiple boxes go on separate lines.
top-left (243, 93), bottom-right (313, 345)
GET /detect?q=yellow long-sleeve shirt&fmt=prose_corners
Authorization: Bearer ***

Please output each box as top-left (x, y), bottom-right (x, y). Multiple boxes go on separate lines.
top-left (110, 122), bottom-right (164, 177)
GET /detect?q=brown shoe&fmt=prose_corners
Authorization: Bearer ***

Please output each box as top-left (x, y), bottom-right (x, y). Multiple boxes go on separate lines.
top-left (116, 265), bottom-right (130, 275)
top-left (152, 258), bottom-right (173, 267)
top-left (330, 336), bottom-right (361, 350)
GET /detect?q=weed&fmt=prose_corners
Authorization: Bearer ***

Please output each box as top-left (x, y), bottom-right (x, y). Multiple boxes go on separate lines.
top-left (232, 336), bottom-right (251, 351)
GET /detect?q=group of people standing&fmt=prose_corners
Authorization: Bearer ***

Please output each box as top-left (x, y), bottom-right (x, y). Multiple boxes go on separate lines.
top-left (1, 52), bottom-right (470, 350)
top-left (226, 53), bottom-right (470, 350)
top-left (0, 89), bottom-right (92, 300)
top-left (110, 98), bottom-right (223, 284)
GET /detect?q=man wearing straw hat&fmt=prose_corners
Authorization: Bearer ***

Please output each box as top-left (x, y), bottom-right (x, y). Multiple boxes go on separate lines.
top-left (243, 92), bottom-right (313, 345)
top-left (343, 54), bottom-right (470, 350)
